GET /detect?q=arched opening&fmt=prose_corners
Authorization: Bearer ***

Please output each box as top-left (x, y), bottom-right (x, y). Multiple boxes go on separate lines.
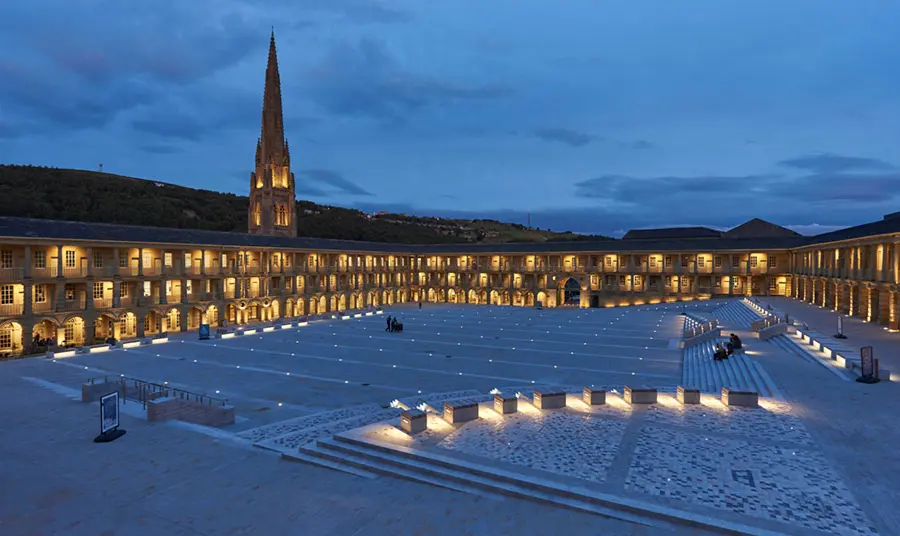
top-left (536, 291), bottom-right (547, 307)
top-left (309, 297), bottom-right (318, 315)
top-left (63, 316), bottom-right (86, 346)
top-left (166, 308), bottom-right (181, 332)
top-left (317, 295), bottom-right (327, 315)
top-left (188, 307), bottom-right (203, 331)
top-left (448, 288), bottom-right (457, 303)
top-left (119, 312), bottom-right (138, 338)
top-left (93, 314), bottom-right (117, 341)
top-left (0, 321), bottom-right (24, 356)
top-left (285, 299), bottom-right (295, 318)
top-left (468, 289), bottom-right (477, 304)
top-left (295, 298), bottom-right (306, 317)
top-left (560, 278), bottom-right (581, 306)
top-left (226, 304), bottom-right (238, 325)
top-left (271, 299), bottom-right (280, 319)
top-left (32, 319), bottom-right (58, 348)
top-left (206, 305), bottom-right (219, 328)
top-left (338, 294), bottom-right (347, 311)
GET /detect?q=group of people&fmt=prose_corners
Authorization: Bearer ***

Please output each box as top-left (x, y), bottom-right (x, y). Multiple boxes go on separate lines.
top-left (31, 334), bottom-right (55, 348)
top-left (713, 333), bottom-right (743, 361)
top-left (385, 315), bottom-right (404, 333)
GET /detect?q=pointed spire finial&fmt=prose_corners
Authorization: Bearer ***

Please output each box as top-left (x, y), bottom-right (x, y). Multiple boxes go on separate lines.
top-left (271, 26), bottom-right (275, 40)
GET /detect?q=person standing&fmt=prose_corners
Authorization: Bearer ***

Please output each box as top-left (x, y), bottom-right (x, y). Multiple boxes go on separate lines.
top-left (385, 315), bottom-right (392, 331)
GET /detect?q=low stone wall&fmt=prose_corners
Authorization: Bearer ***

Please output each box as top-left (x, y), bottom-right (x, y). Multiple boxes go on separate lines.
top-left (758, 322), bottom-right (788, 340)
top-left (683, 328), bottom-right (721, 348)
top-left (147, 397), bottom-right (235, 427)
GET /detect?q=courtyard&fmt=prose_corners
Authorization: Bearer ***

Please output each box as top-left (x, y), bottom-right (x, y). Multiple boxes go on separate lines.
top-left (1, 300), bottom-right (898, 536)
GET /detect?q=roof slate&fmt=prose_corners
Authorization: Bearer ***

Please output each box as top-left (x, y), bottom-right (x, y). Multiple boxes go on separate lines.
top-left (623, 227), bottom-right (722, 240)
top-left (0, 215), bottom-right (897, 254)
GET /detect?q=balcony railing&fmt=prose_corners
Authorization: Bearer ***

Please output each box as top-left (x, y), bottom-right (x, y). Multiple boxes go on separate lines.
top-left (62, 267), bottom-right (87, 278)
top-left (93, 297), bottom-right (115, 309)
top-left (0, 303), bottom-right (24, 315)
top-left (0, 267), bottom-right (24, 282)
top-left (56, 298), bottom-right (86, 312)
top-left (32, 301), bottom-right (52, 313)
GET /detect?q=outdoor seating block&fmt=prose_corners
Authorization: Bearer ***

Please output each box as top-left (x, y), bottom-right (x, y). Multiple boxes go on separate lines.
top-left (624, 385), bottom-right (657, 405)
top-left (400, 409), bottom-right (427, 434)
top-left (721, 387), bottom-right (758, 407)
top-left (677, 386), bottom-right (701, 405)
top-left (443, 401), bottom-right (478, 424)
top-left (533, 390), bottom-right (566, 409)
top-left (583, 387), bottom-right (606, 406)
top-left (493, 394), bottom-right (517, 414)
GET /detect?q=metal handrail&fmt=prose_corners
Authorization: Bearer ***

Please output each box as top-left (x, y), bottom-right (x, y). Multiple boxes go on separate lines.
top-left (86, 375), bottom-right (229, 408)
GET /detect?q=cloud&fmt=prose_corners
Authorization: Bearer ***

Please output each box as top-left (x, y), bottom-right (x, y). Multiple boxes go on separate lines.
top-left (778, 153), bottom-right (895, 173)
top-left (299, 168), bottom-right (374, 196)
top-left (305, 37), bottom-right (513, 121)
top-left (138, 145), bottom-right (185, 154)
top-left (573, 174), bottom-right (778, 203)
top-left (534, 128), bottom-right (594, 147)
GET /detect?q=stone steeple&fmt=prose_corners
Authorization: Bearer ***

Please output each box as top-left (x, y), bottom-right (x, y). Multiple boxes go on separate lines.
top-left (248, 29), bottom-right (296, 237)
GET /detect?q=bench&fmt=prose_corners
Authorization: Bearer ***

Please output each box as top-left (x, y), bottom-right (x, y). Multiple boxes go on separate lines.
top-left (533, 390), bottom-right (566, 409)
top-left (677, 385), bottom-right (700, 405)
top-left (443, 401), bottom-right (479, 424)
top-left (493, 394), bottom-right (517, 414)
top-left (583, 387), bottom-right (606, 406)
top-left (400, 409), bottom-right (427, 434)
top-left (721, 387), bottom-right (758, 408)
top-left (624, 385), bottom-right (657, 405)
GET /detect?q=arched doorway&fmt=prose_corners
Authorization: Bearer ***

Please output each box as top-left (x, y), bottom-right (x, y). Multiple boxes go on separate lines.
top-left (32, 319), bottom-right (58, 347)
top-left (560, 278), bottom-right (581, 306)
top-left (94, 314), bottom-right (117, 341)
top-left (119, 312), bottom-right (138, 338)
top-left (0, 321), bottom-right (24, 356)
top-left (63, 316), bottom-right (86, 346)
top-left (166, 308), bottom-right (181, 332)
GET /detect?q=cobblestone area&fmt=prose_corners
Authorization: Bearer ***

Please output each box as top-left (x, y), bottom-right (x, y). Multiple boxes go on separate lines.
top-left (643, 399), bottom-right (813, 445)
top-left (237, 403), bottom-right (385, 442)
top-left (437, 410), bottom-right (628, 483)
top-left (626, 426), bottom-right (877, 536)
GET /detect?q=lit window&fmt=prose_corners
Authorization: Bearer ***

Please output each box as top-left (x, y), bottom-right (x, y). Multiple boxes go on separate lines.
top-left (664, 256), bottom-right (671, 267)
top-left (184, 253), bottom-right (192, 267)
top-left (164, 253), bottom-right (173, 267)
top-left (119, 254), bottom-right (127, 268)
top-left (769, 278), bottom-right (778, 290)
top-left (768, 257), bottom-right (777, 268)
top-left (732, 256), bottom-right (740, 268)
top-left (65, 250), bottom-right (75, 268)
top-left (714, 256), bottom-right (722, 267)
top-left (698, 258), bottom-right (705, 268)
top-left (64, 284), bottom-right (75, 301)
top-left (93, 252), bottom-right (103, 269)
top-left (120, 282), bottom-right (129, 298)
top-left (0, 328), bottom-right (10, 349)
top-left (93, 283), bottom-right (103, 299)
top-left (0, 285), bottom-right (13, 304)
top-left (0, 250), bottom-right (11, 269)
top-left (34, 284), bottom-right (46, 303)
top-left (751, 256), bottom-right (758, 268)
top-left (34, 250), bottom-right (45, 269)
top-left (649, 257), bottom-right (656, 268)
top-left (681, 257), bottom-right (688, 267)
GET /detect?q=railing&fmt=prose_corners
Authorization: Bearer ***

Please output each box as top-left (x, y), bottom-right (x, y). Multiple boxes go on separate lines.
top-left (32, 301), bottom-right (52, 313)
top-left (56, 298), bottom-right (86, 312)
top-left (0, 267), bottom-right (24, 281)
top-left (93, 297), bottom-right (115, 309)
top-left (0, 303), bottom-right (24, 315)
top-left (87, 375), bottom-right (229, 409)
top-left (62, 267), bottom-right (87, 278)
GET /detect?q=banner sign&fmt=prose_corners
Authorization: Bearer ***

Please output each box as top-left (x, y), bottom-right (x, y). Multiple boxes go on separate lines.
top-left (860, 346), bottom-right (875, 377)
top-left (199, 324), bottom-right (210, 340)
top-left (837, 316), bottom-right (843, 336)
top-left (100, 392), bottom-right (120, 434)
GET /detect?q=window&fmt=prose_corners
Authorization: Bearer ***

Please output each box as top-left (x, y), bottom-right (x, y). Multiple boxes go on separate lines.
top-left (164, 253), bottom-right (173, 267)
top-left (619, 275), bottom-right (625, 285)
top-left (769, 278), bottom-right (778, 290)
top-left (34, 250), bottom-right (45, 269)
top-left (605, 257), bottom-right (612, 267)
top-left (698, 257), bottom-right (705, 268)
top-left (732, 256), bottom-right (740, 268)
top-left (184, 253), bottom-right (192, 268)
top-left (119, 254), bottom-right (127, 268)
top-left (93, 251), bottom-right (103, 268)
top-left (0, 285), bottom-right (13, 304)
top-left (143, 281), bottom-right (151, 297)
top-left (64, 322), bottom-right (75, 342)
top-left (665, 256), bottom-right (672, 267)
top-left (0, 329), bottom-right (10, 349)
top-left (65, 250), bottom-right (75, 268)
top-left (34, 284), bottom-right (46, 303)
top-left (714, 256), bottom-right (722, 267)
top-left (165, 281), bottom-right (173, 296)
top-left (119, 282), bottom-right (128, 298)
top-left (649, 257), bottom-right (656, 268)
top-left (681, 256), bottom-right (688, 267)
top-left (0, 250), bottom-right (11, 269)
top-left (768, 257), bottom-right (777, 268)
top-left (64, 284), bottom-right (75, 301)
top-left (715, 277), bottom-right (721, 287)
top-left (750, 256), bottom-right (758, 268)
top-left (186, 281), bottom-right (192, 295)
top-left (93, 283), bottom-right (104, 299)
top-left (681, 277), bottom-right (690, 287)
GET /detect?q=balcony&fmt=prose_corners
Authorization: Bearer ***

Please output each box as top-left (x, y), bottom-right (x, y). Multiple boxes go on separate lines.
top-left (32, 301), bottom-right (52, 313)
top-left (61, 267), bottom-right (87, 278)
top-left (0, 303), bottom-right (24, 316)
top-left (0, 267), bottom-right (24, 282)
top-left (93, 297), bottom-right (115, 309)
top-left (56, 298), bottom-right (86, 312)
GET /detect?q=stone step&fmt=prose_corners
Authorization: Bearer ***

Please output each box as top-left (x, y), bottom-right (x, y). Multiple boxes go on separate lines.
top-left (318, 432), bottom-right (784, 535)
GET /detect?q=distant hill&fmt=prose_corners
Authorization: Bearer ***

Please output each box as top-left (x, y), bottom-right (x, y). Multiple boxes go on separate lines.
top-left (0, 165), bottom-right (612, 244)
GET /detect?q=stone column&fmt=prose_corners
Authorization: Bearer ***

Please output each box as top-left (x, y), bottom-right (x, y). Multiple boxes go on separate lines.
top-left (878, 288), bottom-right (891, 326)
top-left (113, 280), bottom-right (121, 308)
top-left (56, 245), bottom-right (64, 278)
top-left (24, 245), bottom-right (31, 279)
top-left (181, 280), bottom-right (188, 304)
top-left (137, 248), bottom-right (144, 277)
top-left (891, 291), bottom-right (899, 330)
top-left (86, 248), bottom-right (93, 277)
top-left (894, 242), bottom-right (900, 284)
top-left (23, 281), bottom-right (33, 316)
top-left (159, 281), bottom-right (167, 305)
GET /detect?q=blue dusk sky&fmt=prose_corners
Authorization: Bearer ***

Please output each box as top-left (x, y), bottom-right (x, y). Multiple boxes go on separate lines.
top-left (1, 0), bottom-right (900, 237)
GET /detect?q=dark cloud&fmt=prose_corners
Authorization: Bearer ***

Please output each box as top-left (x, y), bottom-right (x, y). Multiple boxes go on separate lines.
top-left (574, 174), bottom-right (778, 203)
top-left (0, 1), bottom-right (259, 134)
top-left (305, 37), bottom-right (513, 121)
top-left (248, 0), bottom-right (412, 24)
top-left (764, 173), bottom-right (900, 202)
top-left (534, 128), bottom-right (594, 147)
top-left (778, 153), bottom-right (896, 173)
top-left (138, 145), bottom-right (185, 155)
top-left (299, 169), bottom-right (374, 196)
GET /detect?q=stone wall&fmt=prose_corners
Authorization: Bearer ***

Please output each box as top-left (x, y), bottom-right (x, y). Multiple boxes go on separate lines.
top-left (147, 397), bottom-right (235, 427)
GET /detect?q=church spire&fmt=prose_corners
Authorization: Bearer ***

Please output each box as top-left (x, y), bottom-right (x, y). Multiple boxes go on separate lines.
top-left (260, 28), bottom-right (285, 165)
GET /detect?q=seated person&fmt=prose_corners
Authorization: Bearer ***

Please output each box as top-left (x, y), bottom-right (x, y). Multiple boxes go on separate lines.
top-left (730, 333), bottom-right (743, 351)
top-left (713, 343), bottom-right (727, 361)
top-left (726, 341), bottom-right (734, 356)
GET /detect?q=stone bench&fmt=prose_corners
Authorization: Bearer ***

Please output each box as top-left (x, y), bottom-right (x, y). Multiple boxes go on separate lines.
top-left (493, 394), bottom-right (517, 414)
top-left (721, 387), bottom-right (758, 408)
top-left (400, 409), bottom-right (427, 434)
top-left (624, 385), bottom-right (657, 405)
top-left (583, 387), bottom-right (606, 406)
top-left (677, 385), bottom-right (700, 405)
top-left (443, 401), bottom-right (478, 424)
top-left (533, 390), bottom-right (566, 409)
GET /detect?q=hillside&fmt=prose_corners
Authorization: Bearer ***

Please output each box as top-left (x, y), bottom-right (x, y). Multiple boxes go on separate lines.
top-left (0, 165), bottom-right (611, 244)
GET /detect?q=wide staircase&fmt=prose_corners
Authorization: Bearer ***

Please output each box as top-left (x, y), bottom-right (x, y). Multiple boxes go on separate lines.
top-left (710, 299), bottom-right (765, 328)
top-left (681, 337), bottom-right (781, 397)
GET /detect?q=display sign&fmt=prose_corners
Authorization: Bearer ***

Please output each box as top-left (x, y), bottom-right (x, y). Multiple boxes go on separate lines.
top-left (199, 324), bottom-right (210, 340)
top-left (100, 391), bottom-right (119, 434)
top-left (835, 315), bottom-right (847, 339)
top-left (535, 301), bottom-right (543, 310)
top-left (860, 346), bottom-right (875, 377)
